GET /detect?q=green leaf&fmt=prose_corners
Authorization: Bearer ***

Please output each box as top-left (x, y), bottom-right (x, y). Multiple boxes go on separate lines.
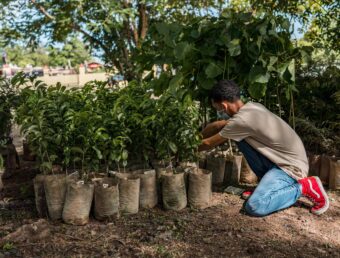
top-left (71, 147), bottom-right (84, 155)
top-left (227, 39), bottom-right (241, 56)
top-left (155, 23), bottom-right (169, 35)
top-left (169, 73), bottom-right (183, 89)
top-left (277, 62), bottom-right (290, 78)
top-left (174, 42), bottom-right (193, 60)
top-left (248, 83), bottom-right (267, 99)
top-left (300, 50), bottom-right (311, 64)
top-left (121, 149), bottom-right (128, 160)
top-left (190, 30), bottom-right (199, 38)
top-left (164, 35), bottom-right (175, 47)
top-left (198, 78), bottom-right (215, 90)
top-left (281, 19), bottom-right (290, 31)
top-left (256, 36), bottom-right (262, 49)
top-left (205, 63), bottom-right (223, 78)
top-left (40, 162), bottom-right (52, 172)
top-left (92, 146), bottom-right (103, 159)
top-left (286, 59), bottom-right (295, 82)
top-left (168, 142), bottom-right (178, 154)
top-left (267, 56), bottom-right (278, 72)
top-left (249, 66), bottom-right (270, 84)
top-left (258, 22), bottom-right (267, 35)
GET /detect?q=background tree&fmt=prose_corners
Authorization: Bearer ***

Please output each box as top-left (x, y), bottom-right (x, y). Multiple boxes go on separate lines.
top-left (47, 37), bottom-right (92, 67)
top-left (0, 45), bottom-right (49, 67)
top-left (247, 0), bottom-right (339, 51)
top-left (0, 37), bottom-right (91, 67)
top-left (0, 0), bottom-right (225, 80)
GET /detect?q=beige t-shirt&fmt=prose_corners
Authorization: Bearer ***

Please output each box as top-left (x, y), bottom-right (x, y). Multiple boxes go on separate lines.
top-left (219, 102), bottom-right (308, 180)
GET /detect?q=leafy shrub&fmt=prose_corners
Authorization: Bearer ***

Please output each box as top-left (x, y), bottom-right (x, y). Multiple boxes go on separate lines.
top-left (155, 92), bottom-right (201, 164)
top-left (15, 77), bottom-right (202, 175)
top-left (0, 74), bottom-right (21, 143)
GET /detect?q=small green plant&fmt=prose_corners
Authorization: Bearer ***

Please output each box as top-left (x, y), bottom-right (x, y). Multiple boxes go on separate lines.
top-left (155, 91), bottom-right (201, 169)
top-left (14, 77), bottom-right (201, 177)
top-left (114, 81), bottom-right (157, 167)
top-left (2, 242), bottom-right (14, 251)
top-left (0, 73), bottom-right (22, 144)
top-left (16, 81), bottom-right (65, 174)
top-left (155, 244), bottom-right (174, 258)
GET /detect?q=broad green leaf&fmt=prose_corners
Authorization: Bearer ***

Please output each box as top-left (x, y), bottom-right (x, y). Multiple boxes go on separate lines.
top-left (248, 83), bottom-right (267, 99)
top-left (169, 73), bottom-right (183, 89)
top-left (227, 39), bottom-right (241, 56)
top-left (145, 81), bottom-right (160, 99)
top-left (202, 45), bottom-right (216, 56)
top-left (205, 63), bottom-right (223, 78)
top-left (300, 50), bottom-right (311, 64)
top-left (155, 23), bottom-right (169, 35)
top-left (198, 78), bottom-right (215, 90)
top-left (174, 42), bottom-right (193, 60)
top-left (277, 61), bottom-right (290, 78)
top-left (267, 56), bottom-right (278, 71)
top-left (249, 66), bottom-right (270, 84)
top-left (164, 35), bottom-right (175, 47)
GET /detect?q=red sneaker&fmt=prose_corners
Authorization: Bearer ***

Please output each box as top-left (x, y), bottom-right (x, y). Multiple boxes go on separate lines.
top-left (298, 176), bottom-right (329, 215)
top-left (241, 190), bottom-right (254, 200)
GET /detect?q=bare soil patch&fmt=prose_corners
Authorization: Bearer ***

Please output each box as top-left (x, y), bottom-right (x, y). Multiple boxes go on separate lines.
top-left (1, 160), bottom-right (339, 258)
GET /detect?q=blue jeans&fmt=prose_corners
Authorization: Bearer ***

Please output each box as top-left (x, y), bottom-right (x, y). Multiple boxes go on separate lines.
top-left (237, 140), bottom-right (302, 217)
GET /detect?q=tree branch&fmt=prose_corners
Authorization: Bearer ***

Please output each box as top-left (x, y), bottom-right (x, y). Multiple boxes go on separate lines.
top-left (29, 0), bottom-right (111, 54)
top-left (30, 0), bottom-right (54, 20)
top-left (131, 22), bottom-right (139, 46)
top-left (137, 3), bottom-right (148, 48)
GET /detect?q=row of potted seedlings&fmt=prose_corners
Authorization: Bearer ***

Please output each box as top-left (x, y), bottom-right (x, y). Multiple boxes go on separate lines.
top-left (14, 79), bottom-right (208, 224)
top-left (33, 165), bottom-right (213, 225)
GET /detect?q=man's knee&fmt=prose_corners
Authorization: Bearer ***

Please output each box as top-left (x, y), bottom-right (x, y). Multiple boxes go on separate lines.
top-left (244, 197), bottom-right (270, 217)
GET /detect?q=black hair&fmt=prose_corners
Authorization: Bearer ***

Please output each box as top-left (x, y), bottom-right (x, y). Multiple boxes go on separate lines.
top-left (209, 80), bottom-right (240, 102)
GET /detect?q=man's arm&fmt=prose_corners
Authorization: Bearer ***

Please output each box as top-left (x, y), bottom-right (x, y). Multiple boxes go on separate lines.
top-left (201, 120), bottom-right (228, 139)
top-left (198, 133), bottom-right (228, 152)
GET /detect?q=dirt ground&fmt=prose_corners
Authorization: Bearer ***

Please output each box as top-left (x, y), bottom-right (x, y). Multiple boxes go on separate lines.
top-left (1, 157), bottom-right (340, 258)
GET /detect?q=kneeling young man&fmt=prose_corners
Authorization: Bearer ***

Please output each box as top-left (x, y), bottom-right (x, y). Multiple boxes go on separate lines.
top-left (199, 80), bottom-right (329, 216)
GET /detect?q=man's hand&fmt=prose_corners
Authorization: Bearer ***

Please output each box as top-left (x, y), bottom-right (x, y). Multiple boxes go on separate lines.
top-left (201, 120), bottom-right (228, 139)
top-left (198, 133), bottom-right (227, 152)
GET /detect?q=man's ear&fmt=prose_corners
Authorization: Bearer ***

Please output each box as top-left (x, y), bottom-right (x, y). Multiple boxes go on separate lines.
top-left (221, 101), bottom-right (228, 110)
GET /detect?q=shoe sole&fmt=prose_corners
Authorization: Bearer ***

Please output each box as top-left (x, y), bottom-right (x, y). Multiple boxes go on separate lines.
top-left (311, 176), bottom-right (329, 215)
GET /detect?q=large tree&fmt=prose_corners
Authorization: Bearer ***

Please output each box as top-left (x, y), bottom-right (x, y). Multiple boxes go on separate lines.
top-left (0, 0), bottom-right (225, 80)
